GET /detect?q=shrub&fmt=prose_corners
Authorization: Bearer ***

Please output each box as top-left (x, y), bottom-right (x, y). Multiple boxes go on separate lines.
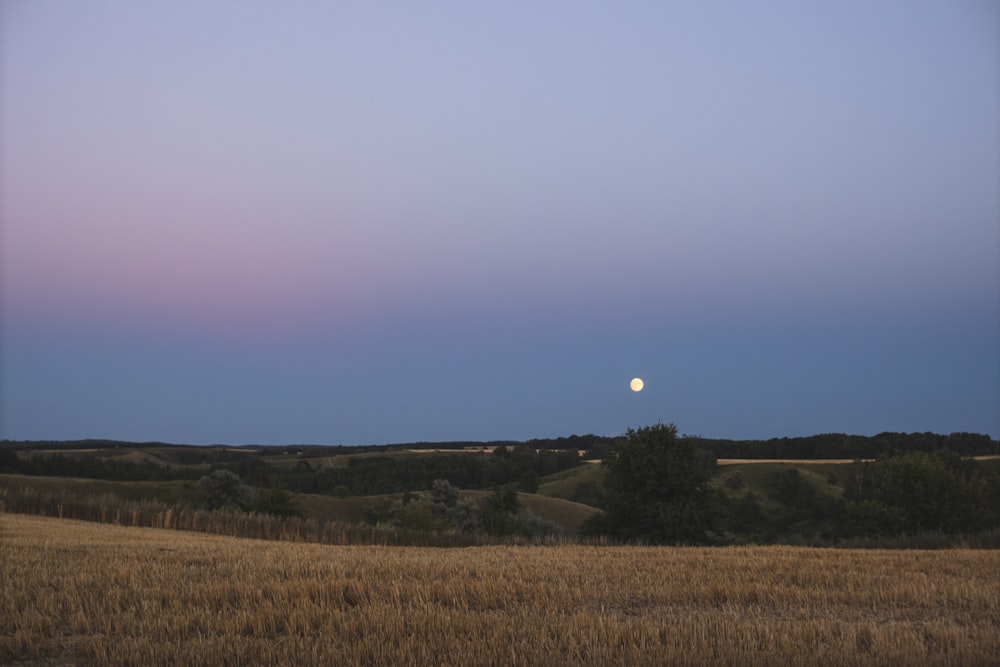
top-left (723, 470), bottom-right (746, 491)
top-left (199, 470), bottom-right (256, 511)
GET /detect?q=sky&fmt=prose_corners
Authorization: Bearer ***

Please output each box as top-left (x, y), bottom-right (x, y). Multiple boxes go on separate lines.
top-left (1, 1), bottom-right (998, 445)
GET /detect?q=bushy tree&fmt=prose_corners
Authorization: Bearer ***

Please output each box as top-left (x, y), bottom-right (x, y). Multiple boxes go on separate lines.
top-left (199, 470), bottom-right (256, 511)
top-left (390, 479), bottom-right (481, 533)
top-left (511, 511), bottom-right (563, 540)
top-left (730, 492), bottom-right (766, 535)
top-left (479, 484), bottom-right (522, 536)
top-left (0, 447), bottom-right (20, 473)
top-left (390, 494), bottom-right (443, 532)
top-left (478, 483), bottom-right (561, 539)
top-left (519, 470), bottom-right (540, 493)
top-left (583, 423), bottom-right (723, 544)
top-left (254, 488), bottom-right (304, 518)
top-left (430, 478), bottom-right (460, 508)
top-left (723, 470), bottom-right (746, 491)
top-left (766, 469), bottom-right (816, 507)
top-left (573, 481), bottom-right (605, 508)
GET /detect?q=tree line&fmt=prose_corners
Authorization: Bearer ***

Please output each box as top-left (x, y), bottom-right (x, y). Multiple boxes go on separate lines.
top-left (280, 447), bottom-right (578, 496)
top-left (0, 446), bottom-right (580, 497)
top-left (582, 423), bottom-right (1000, 546)
top-left (690, 431), bottom-right (997, 459)
top-left (4, 430), bottom-right (995, 462)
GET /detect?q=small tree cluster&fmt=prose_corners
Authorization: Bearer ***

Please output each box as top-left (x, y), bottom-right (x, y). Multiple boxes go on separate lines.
top-left (389, 479), bottom-right (481, 533)
top-left (844, 451), bottom-right (990, 535)
top-left (387, 480), bottom-right (562, 539)
top-left (199, 469), bottom-right (302, 517)
top-left (199, 470), bottom-right (256, 512)
top-left (479, 484), bottom-right (563, 539)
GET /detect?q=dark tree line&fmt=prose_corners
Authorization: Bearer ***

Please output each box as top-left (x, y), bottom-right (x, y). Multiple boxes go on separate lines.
top-left (582, 424), bottom-right (1000, 546)
top-left (5, 452), bottom-right (201, 482)
top-left (374, 479), bottom-right (563, 540)
top-left (724, 452), bottom-right (1000, 544)
top-left (2, 439), bottom-right (178, 451)
top-left (280, 447), bottom-right (579, 496)
top-left (842, 451), bottom-right (999, 536)
top-left (0, 445), bottom-right (579, 495)
top-left (5, 430), bottom-right (994, 463)
top-left (692, 431), bottom-right (997, 459)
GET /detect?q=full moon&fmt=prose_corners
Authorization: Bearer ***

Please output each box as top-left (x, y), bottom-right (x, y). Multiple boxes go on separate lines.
top-left (629, 377), bottom-right (644, 392)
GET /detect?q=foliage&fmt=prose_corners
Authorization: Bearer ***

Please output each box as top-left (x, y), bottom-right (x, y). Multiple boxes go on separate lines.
top-left (283, 448), bottom-right (580, 496)
top-left (479, 484), bottom-right (522, 537)
top-left (388, 480), bottom-right (562, 539)
top-left (843, 452), bottom-right (989, 535)
top-left (692, 431), bottom-right (998, 459)
top-left (5, 432), bottom-right (1000, 545)
top-left (199, 470), bottom-right (256, 512)
top-left (254, 487), bottom-right (305, 518)
top-left (723, 470), bottom-right (746, 490)
top-left (0, 482), bottom-right (496, 547)
top-left (712, 451), bottom-right (1000, 544)
top-left (729, 492), bottom-right (767, 535)
top-left (766, 469), bottom-right (816, 507)
top-left (478, 483), bottom-right (563, 539)
top-left (9, 451), bottom-right (198, 482)
top-left (572, 480), bottom-right (605, 508)
top-left (584, 423), bottom-right (724, 544)
top-left (0, 448), bottom-right (19, 473)
top-left (518, 470), bottom-right (540, 493)
top-left (389, 480), bottom-right (481, 534)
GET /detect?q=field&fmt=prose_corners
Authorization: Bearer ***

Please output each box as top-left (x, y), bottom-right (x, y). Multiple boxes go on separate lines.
top-left (4, 514), bottom-right (999, 666)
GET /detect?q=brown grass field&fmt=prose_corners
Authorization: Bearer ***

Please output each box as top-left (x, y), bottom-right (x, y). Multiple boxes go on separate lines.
top-left (3, 514), bottom-right (999, 666)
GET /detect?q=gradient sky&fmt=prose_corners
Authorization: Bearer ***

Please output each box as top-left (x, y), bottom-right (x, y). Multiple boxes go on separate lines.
top-left (2, 1), bottom-right (998, 445)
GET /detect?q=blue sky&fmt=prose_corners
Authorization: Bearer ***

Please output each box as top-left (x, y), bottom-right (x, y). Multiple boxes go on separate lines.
top-left (2, 1), bottom-right (998, 444)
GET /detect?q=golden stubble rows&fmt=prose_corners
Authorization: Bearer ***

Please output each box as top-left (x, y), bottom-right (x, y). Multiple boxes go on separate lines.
top-left (2, 514), bottom-right (999, 666)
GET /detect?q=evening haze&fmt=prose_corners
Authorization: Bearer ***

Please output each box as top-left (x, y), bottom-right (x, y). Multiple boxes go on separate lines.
top-left (2, 2), bottom-right (998, 445)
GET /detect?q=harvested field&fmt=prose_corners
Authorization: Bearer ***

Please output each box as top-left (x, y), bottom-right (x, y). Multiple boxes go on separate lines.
top-left (2, 514), bottom-right (999, 666)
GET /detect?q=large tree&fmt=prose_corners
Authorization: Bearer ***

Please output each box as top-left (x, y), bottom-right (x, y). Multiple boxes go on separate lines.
top-left (586, 423), bottom-right (723, 544)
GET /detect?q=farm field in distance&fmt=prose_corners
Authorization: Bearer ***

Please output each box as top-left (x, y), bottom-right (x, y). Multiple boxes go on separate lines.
top-left (3, 513), bottom-right (999, 666)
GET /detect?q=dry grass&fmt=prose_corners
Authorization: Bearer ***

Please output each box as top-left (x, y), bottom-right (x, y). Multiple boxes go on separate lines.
top-left (2, 514), bottom-right (999, 666)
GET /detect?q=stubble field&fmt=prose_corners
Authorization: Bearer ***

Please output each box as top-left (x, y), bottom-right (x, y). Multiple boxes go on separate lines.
top-left (3, 514), bottom-right (999, 666)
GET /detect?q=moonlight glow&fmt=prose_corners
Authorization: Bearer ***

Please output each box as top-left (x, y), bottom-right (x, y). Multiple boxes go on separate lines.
top-left (630, 378), bottom-right (644, 392)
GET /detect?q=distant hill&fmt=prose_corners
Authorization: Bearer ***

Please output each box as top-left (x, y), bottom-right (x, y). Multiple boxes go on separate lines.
top-left (5, 430), bottom-right (995, 459)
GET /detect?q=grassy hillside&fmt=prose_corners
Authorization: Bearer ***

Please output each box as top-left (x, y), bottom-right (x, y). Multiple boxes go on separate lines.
top-left (0, 473), bottom-right (202, 504)
top-left (290, 488), bottom-right (599, 535)
top-left (712, 461), bottom-right (848, 508)
top-left (537, 463), bottom-right (604, 501)
top-left (0, 473), bottom-right (598, 536)
top-left (537, 460), bottom-right (851, 511)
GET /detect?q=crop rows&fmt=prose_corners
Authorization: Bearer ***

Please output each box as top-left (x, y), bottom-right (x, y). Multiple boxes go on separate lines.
top-left (3, 514), bottom-right (999, 666)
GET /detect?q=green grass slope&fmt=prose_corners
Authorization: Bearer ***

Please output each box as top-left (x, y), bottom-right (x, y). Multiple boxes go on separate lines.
top-left (537, 464), bottom-right (604, 502)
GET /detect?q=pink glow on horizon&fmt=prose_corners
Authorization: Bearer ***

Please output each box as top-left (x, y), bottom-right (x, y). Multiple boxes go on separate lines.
top-left (2, 1), bottom-right (997, 443)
